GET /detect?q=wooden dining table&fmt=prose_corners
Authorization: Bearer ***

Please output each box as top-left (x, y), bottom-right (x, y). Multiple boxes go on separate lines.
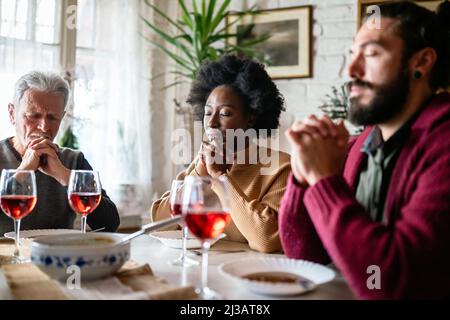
top-left (0, 234), bottom-right (355, 300)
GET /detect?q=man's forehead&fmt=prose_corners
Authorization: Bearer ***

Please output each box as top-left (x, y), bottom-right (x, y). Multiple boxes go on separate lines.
top-left (354, 17), bottom-right (400, 46)
top-left (23, 89), bottom-right (64, 105)
top-left (21, 89), bottom-right (65, 110)
top-left (23, 88), bottom-right (63, 100)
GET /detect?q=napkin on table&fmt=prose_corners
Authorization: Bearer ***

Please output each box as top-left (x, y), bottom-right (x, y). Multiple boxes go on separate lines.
top-left (0, 241), bottom-right (197, 300)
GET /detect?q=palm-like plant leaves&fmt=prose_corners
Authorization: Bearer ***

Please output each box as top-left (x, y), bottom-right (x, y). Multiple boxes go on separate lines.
top-left (141, 0), bottom-right (270, 87)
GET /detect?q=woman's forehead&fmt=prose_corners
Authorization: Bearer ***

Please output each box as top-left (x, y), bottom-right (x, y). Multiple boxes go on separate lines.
top-left (206, 85), bottom-right (243, 105)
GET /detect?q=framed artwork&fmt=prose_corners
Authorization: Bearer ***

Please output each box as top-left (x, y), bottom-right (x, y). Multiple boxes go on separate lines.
top-left (226, 6), bottom-right (312, 79)
top-left (357, 0), bottom-right (444, 28)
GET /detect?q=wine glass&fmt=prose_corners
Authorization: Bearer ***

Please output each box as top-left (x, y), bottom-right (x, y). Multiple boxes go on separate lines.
top-left (68, 170), bottom-right (102, 233)
top-left (182, 175), bottom-right (231, 299)
top-left (168, 180), bottom-right (199, 267)
top-left (0, 169), bottom-right (37, 263)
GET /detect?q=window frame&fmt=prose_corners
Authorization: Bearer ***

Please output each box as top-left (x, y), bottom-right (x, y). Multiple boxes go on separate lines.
top-left (0, 0), bottom-right (62, 43)
top-left (0, 0), bottom-right (81, 76)
top-left (59, 0), bottom-right (77, 81)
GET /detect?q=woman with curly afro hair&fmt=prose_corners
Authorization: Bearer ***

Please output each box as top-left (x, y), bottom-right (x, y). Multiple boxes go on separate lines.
top-left (152, 54), bottom-right (291, 253)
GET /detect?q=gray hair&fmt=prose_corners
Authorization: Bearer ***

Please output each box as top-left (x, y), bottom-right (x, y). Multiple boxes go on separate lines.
top-left (13, 71), bottom-right (70, 110)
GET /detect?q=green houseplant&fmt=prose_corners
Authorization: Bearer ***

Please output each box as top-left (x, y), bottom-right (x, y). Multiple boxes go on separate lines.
top-left (318, 83), bottom-right (363, 134)
top-left (142, 0), bottom-right (270, 88)
top-left (318, 84), bottom-right (349, 120)
top-left (58, 125), bottom-right (79, 150)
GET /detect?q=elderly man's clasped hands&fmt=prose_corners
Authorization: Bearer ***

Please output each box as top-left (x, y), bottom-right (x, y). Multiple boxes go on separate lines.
top-left (18, 136), bottom-right (71, 186)
top-left (285, 114), bottom-right (349, 186)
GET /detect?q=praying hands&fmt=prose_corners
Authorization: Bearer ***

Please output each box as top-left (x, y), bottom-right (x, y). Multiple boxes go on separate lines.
top-left (285, 114), bottom-right (349, 186)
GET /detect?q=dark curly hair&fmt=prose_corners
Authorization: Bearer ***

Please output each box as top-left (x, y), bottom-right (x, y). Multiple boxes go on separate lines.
top-left (186, 54), bottom-right (285, 135)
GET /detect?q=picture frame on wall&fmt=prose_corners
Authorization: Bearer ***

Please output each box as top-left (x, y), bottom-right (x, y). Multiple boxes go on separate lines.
top-left (226, 6), bottom-right (313, 80)
top-left (357, 0), bottom-right (444, 28)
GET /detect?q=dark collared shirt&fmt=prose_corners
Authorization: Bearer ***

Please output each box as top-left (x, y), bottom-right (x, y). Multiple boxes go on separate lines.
top-left (355, 96), bottom-right (436, 223)
top-left (355, 124), bottom-right (410, 223)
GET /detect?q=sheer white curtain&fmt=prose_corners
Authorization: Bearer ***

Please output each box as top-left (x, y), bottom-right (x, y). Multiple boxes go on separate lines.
top-left (73, 0), bottom-right (152, 218)
top-left (0, 0), bottom-right (60, 139)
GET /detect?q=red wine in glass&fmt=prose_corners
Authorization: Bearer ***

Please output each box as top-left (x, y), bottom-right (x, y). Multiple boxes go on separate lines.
top-left (168, 180), bottom-right (198, 267)
top-left (0, 195), bottom-right (37, 220)
top-left (170, 203), bottom-right (182, 217)
top-left (69, 193), bottom-right (101, 215)
top-left (185, 211), bottom-right (230, 240)
top-left (0, 169), bottom-right (37, 264)
top-left (67, 170), bottom-right (102, 233)
top-left (183, 175), bottom-right (230, 299)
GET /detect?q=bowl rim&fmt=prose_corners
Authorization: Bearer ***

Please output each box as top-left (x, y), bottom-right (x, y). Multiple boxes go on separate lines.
top-left (30, 232), bottom-right (128, 251)
top-left (218, 257), bottom-right (335, 286)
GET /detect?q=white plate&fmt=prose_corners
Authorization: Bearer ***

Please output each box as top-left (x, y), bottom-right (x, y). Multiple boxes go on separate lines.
top-left (219, 257), bottom-right (335, 296)
top-left (4, 229), bottom-right (81, 240)
top-left (149, 230), bottom-right (226, 249)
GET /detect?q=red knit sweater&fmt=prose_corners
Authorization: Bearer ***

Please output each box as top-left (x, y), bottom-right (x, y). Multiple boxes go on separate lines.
top-left (279, 93), bottom-right (450, 299)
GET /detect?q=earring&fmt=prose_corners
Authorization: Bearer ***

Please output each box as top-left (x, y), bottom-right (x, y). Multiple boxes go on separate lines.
top-left (413, 71), bottom-right (422, 79)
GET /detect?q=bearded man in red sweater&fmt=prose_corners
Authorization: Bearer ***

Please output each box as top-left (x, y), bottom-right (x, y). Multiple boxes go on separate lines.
top-left (279, 1), bottom-right (450, 299)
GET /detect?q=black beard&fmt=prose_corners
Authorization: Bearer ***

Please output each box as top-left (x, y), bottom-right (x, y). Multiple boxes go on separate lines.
top-left (347, 67), bottom-right (410, 126)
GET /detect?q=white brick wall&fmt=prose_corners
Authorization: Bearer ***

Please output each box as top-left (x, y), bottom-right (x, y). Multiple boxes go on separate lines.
top-left (261, 0), bottom-right (357, 122)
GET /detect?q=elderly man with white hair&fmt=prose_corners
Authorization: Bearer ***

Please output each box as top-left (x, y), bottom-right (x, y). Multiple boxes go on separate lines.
top-left (0, 71), bottom-right (120, 235)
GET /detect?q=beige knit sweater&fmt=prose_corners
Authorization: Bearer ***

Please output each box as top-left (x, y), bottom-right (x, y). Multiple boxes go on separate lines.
top-left (151, 147), bottom-right (291, 253)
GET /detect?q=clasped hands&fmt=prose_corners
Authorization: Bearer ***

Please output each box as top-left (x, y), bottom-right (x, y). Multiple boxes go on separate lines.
top-left (286, 115), bottom-right (349, 186)
top-left (18, 137), bottom-right (71, 186)
top-left (195, 139), bottom-right (231, 179)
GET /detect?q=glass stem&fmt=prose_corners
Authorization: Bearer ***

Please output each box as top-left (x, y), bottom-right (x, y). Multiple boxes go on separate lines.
top-left (201, 240), bottom-right (211, 292)
top-left (181, 225), bottom-right (188, 262)
top-left (13, 219), bottom-right (21, 258)
top-left (81, 215), bottom-right (87, 233)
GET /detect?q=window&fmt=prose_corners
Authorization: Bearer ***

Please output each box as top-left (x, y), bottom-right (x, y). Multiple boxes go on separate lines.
top-left (0, 0), bottom-right (61, 138)
top-left (0, 0), bottom-right (152, 219)
top-left (71, 0), bottom-right (152, 217)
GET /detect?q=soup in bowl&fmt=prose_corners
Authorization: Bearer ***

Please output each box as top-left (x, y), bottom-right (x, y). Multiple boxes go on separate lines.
top-left (30, 232), bottom-right (130, 282)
